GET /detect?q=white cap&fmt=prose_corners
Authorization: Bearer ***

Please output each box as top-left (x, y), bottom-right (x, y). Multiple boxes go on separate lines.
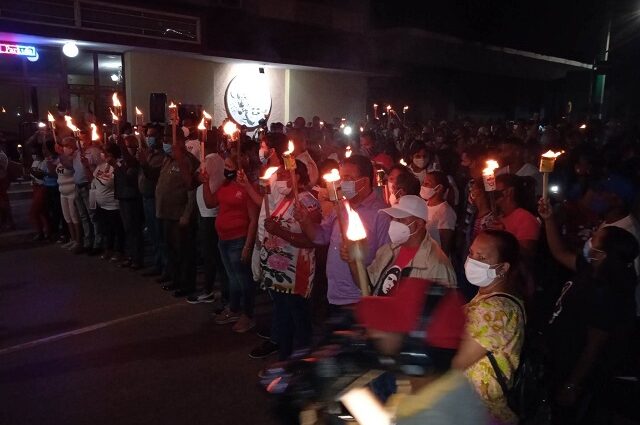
top-left (380, 195), bottom-right (427, 221)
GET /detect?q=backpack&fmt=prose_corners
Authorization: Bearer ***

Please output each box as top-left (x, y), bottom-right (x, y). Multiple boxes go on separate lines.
top-left (486, 293), bottom-right (548, 424)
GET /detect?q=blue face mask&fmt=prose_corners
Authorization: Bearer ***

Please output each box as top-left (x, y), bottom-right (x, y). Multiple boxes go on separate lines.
top-left (583, 238), bottom-right (593, 263)
top-left (146, 136), bottom-right (157, 148)
top-left (163, 143), bottom-right (173, 155)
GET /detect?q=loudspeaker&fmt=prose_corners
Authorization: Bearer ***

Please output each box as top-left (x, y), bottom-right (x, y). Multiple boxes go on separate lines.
top-left (149, 93), bottom-right (167, 123)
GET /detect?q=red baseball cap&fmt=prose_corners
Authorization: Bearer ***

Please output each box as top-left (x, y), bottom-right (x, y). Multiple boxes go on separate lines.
top-left (355, 278), bottom-right (466, 350)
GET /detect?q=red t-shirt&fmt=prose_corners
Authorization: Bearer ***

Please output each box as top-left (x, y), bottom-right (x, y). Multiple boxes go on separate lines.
top-left (215, 181), bottom-right (250, 241)
top-left (501, 207), bottom-right (541, 242)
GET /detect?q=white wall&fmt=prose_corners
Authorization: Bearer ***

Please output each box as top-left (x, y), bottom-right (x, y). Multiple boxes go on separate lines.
top-left (287, 69), bottom-right (367, 124)
top-left (123, 51), bottom-right (366, 128)
top-left (124, 51), bottom-right (215, 123)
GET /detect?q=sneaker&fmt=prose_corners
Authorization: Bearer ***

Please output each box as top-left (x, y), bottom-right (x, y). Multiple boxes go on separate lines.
top-left (61, 241), bottom-right (75, 249)
top-left (186, 291), bottom-right (215, 304)
top-left (249, 340), bottom-right (279, 359)
top-left (256, 328), bottom-right (271, 340)
top-left (232, 315), bottom-right (256, 333)
top-left (214, 308), bottom-right (241, 325)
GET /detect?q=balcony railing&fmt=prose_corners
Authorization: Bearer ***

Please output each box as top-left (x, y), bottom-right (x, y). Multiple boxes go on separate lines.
top-left (0, 0), bottom-right (201, 44)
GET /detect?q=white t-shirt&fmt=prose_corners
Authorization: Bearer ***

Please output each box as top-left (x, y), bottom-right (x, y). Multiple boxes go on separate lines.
top-left (92, 163), bottom-right (119, 210)
top-left (426, 201), bottom-right (457, 246)
top-left (185, 139), bottom-right (201, 162)
top-left (56, 162), bottom-right (76, 196)
top-left (196, 185), bottom-right (218, 218)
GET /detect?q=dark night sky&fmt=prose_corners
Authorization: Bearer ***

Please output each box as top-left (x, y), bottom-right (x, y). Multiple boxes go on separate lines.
top-left (371, 0), bottom-right (612, 63)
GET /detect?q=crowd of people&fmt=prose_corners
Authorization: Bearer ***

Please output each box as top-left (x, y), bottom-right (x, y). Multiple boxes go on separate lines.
top-left (2, 109), bottom-right (640, 425)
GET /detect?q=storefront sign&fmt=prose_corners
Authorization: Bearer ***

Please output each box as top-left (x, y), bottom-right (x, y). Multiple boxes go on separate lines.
top-left (224, 72), bottom-right (271, 129)
top-left (0, 43), bottom-right (37, 58)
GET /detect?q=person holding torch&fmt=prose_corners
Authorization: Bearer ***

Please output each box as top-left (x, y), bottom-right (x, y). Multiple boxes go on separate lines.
top-left (295, 155), bottom-right (390, 309)
top-left (259, 161), bottom-right (321, 360)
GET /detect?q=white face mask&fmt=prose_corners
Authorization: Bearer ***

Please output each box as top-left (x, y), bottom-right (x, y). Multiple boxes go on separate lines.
top-left (274, 180), bottom-right (291, 196)
top-left (464, 257), bottom-right (498, 287)
top-left (342, 178), bottom-right (363, 200)
top-left (388, 220), bottom-right (417, 244)
top-left (420, 186), bottom-right (437, 201)
top-left (413, 158), bottom-right (427, 169)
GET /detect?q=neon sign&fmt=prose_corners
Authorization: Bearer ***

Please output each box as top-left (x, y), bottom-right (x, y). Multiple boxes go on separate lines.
top-left (0, 43), bottom-right (37, 58)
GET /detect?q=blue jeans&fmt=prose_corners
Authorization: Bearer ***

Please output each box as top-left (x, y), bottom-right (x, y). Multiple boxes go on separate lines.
top-left (271, 290), bottom-right (312, 360)
top-left (218, 237), bottom-right (254, 317)
top-left (75, 184), bottom-right (102, 249)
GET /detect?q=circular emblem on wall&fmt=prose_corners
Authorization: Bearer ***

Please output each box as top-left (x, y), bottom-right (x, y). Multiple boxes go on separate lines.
top-left (224, 73), bottom-right (272, 129)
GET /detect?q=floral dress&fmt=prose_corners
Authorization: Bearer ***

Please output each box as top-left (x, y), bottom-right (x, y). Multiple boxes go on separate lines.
top-left (260, 191), bottom-right (320, 297)
top-left (464, 292), bottom-right (525, 424)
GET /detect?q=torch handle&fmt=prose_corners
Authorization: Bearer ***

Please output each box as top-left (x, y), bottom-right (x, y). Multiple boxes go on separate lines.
top-left (489, 191), bottom-right (496, 215)
top-left (542, 172), bottom-right (549, 201)
top-left (263, 194), bottom-right (271, 218)
top-left (354, 260), bottom-right (371, 296)
top-left (290, 170), bottom-right (300, 204)
top-left (334, 200), bottom-right (348, 243)
top-left (172, 122), bottom-right (177, 146)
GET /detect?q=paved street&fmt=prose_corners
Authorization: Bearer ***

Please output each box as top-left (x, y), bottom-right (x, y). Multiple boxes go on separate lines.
top-left (0, 199), bottom-right (279, 425)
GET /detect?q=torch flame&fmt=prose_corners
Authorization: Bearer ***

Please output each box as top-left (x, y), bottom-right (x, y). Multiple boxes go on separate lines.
top-left (541, 150), bottom-right (563, 159)
top-left (322, 168), bottom-right (341, 183)
top-left (386, 105), bottom-right (391, 111)
top-left (483, 159), bottom-right (500, 176)
top-left (65, 116), bottom-right (79, 132)
top-left (90, 123), bottom-right (99, 141)
top-left (202, 110), bottom-right (212, 120)
top-left (223, 121), bottom-right (238, 137)
top-left (197, 118), bottom-right (206, 131)
top-left (373, 103), bottom-right (378, 108)
top-left (261, 166), bottom-right (280, 180)
top-left (135, 107), bottom-right (142, 116)
top-left (399, 159), bottom-right (407, 166)
top-left (345, 146), bottom-right (352, 158)
top-left (168, 102), bottom-right (176, 109)
top-left (284, 140), bottom-right (295, 156)
top-left (112, 92), bottom-right (121, 108)
top-left (579, 124), bottom-right (586, 130)
top-left (345, 203), bottom-right (367, 241)
top-left (109, 108), bottom-right (119, 122)
top-left (47, 111), bottom-right (55, 122)
top-left (403, 106), bottom-right (409, 111)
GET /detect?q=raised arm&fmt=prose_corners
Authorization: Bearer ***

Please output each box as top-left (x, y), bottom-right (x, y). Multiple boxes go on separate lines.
top-left (538, 198), bottom-right (577, 271)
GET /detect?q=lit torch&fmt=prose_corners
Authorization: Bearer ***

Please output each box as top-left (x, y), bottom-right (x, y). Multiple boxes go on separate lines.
top-left (223, 121), bottom-right (240, 157)
top-left (112, 92), bottom-right (122, 119)
top-left (345, 203), bottom-right (371, 296)
top-left (399, 158), bottom-right (407, 166)
top-left (65, 115), bottom-right (82, 152)
top-left (283, 140), bottom-right (299, 203)
top-left (376, 168), bottom-right (389, 205)
top-left (47, 111), bottom-right (57, 144)
top-left (323, 168), bottom-right (348, 241)
top-left (345, 146), bottom-right (352, 158)
top-left (539, 150), bottom-right (563, 201)
top-left (90, 123), bottom-right (100, 142)
top-left (135, 106), bottom-right (143, 126)
top-left (373, 103), bottom-right (378, 120)
top-left (202, 110), bottom-right (212, 130)
top-left (197, 117), bottom-right (207, 168)
top-left (168, 101), bottom-right (178, 145)
top-left (482, 159), bottom-right (500, 213)
top-left (259, 166), bottom-right (280, 217)
top-left (403, 105), bottom-right (409, 123)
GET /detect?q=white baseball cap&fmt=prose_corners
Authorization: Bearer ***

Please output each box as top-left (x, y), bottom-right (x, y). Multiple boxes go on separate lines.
top-left (380, 195), bottom-right (427, 221)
